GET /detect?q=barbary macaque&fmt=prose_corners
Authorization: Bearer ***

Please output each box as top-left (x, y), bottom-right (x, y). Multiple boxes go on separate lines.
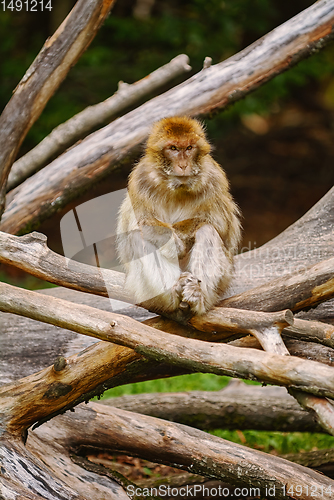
top-left (116, 116), bottom-right (241, 315)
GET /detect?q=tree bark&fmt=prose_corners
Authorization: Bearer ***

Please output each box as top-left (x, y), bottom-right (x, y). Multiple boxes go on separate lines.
top-left (102, 381), bottom-right (324, 433)
top-left (25, 402), bottom-right (334, 500)
top-left (6, 55), bottom-right (191, 191)
top-left (2, 280), bottom-right (334, 439)
top-left (0, 0), bottom-right (116, 219)
top-left (1, 0), bottom-right (334, 234)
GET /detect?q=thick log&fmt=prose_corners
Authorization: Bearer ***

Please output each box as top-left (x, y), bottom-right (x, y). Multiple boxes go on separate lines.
top-left (102, 381), bottom-right (324, 433)
top-left (0, 438), bottom-right (129, 499)
top-left (0, 229), bottom-right (333, 352)
top-left (6, 55), bottom-right (191, 191)
top-left (230, 185), bottom-right (334, 295)
top-left (3, 283), bottom-right (334, 437)
top-left (284, 318), bottom-right (334, 349)
top-left (0, 0), bottom-right (116, 219)
top-left (221, 257), bottom-right (334, 313)
top-left (1, 0), bottom-right (334, 234)
top-left (26, 402), bottom-right (334, 500)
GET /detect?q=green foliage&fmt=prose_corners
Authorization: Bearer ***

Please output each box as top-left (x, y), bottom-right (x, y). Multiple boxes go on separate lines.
top-left (101, 373), bottom-right (233, 398)
top-left (0, 268), bottom-right (56, 290)
top-left (211, 429), bottom-right (334, 455)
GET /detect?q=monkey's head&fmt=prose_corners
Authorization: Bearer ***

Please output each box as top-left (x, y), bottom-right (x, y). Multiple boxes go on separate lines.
top-left (146, 116), bottom-right (211, 189)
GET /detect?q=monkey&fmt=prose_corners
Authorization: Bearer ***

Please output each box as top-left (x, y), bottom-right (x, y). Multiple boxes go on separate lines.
top-left (116, 116), bottom-right (241, 316)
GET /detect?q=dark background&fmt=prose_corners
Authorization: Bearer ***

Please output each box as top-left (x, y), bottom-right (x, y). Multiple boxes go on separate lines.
top-left (1, 0), bottom-right (334, 286)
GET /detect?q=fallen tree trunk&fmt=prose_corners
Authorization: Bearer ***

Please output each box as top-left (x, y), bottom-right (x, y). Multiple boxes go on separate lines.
top-left (24, 402), bottom-right (334, 500)
top-left (1, 0), bottom-right (334, 234)
top-left (102, 381), bottom-right (325, 433)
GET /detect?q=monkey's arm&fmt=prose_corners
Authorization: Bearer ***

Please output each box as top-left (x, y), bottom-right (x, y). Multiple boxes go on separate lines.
top-left (182, 224), bottom-right (233, 315)
top-left (116, 196), bottom-right (183, 311)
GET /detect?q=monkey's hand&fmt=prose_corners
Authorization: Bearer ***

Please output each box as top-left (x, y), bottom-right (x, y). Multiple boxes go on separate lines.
top-left (176, 272), bottom-right (206, 315)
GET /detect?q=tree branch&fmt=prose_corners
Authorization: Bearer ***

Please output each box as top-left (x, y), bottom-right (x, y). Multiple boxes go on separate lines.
top-left (0, 230), bottom-right (333, 326)
top-left (0, 0), bottom-right (116, 220)
top-left (221, 257), bottom-right (334, 313)
top-left (3, 281), bottom-right (334, 437)
top-left (1, 0), bottom-right (334, 234)
top-left (102, 380), bottom-right (324, 433)
top-left (6, 55), bottom-right (191, 191)
top-left (28, 402), bottom-right (334, 499)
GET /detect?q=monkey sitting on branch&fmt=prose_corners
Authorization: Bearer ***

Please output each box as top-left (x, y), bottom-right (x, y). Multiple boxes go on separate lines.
top-left (117, 116), bottom-right (241, 316)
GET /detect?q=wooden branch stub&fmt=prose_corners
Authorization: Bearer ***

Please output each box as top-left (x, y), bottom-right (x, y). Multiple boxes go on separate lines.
top-left (289, 389), bottom-right (334, 436)
top-left (2, 0), bottom-right (334, 234)
top-left (189, 307), bottom-right (292, 354)
top-left (53, 357), bottom-right (67, 372)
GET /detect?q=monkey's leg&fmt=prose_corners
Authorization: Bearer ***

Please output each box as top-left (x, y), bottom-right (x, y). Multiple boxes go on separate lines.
top-left (183, 224), bottom-right (233, 314)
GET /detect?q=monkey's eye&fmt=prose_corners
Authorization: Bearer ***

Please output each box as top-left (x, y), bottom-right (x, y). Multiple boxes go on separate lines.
top-left (186, 145), bottom-right (193, 150)
top-left (170, 145), bottom-right (177, 150)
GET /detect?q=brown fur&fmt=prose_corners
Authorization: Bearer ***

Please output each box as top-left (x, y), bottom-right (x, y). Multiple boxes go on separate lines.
top-left (117, 116), bottom-right (241, 315)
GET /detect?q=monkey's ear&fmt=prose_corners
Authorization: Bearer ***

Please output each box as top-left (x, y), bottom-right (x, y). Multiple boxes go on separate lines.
top-left (196, 136), bottom-right (211, 155)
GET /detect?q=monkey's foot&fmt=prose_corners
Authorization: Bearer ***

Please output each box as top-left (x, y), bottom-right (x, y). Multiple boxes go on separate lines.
top-left (177, 272), bottom-right (206, 315)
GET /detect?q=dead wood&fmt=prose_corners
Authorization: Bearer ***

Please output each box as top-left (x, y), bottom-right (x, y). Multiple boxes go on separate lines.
top-left (221, 257), bottom-right (334, 313)
top-left (3, 281), bottom-right (334, 438)
top-left (284, 319), bottom-right (334, 349)
top-left (102, 381), bottom-right (324, 433)
top-left (0, 287), bottom-right (333, 385)
top-left (6, 55), bottom-right (191, 191)
top-left (1, 0), bottom-right (334, 234)
top-left (281, 448), bottom-right (334, 478)
top-left (0, 231), bottom-right (131, 301)
top-left (230, 337), bottom-right (334, 368)
top-left (0, 438), bottom-right (129, 499)
top-left (0, 0), bottom-right (116, 220)
top-left (0, 280), bottom-right (294, 342)
top-left (1, 228), bottom-right (334, 351)
top-left (25, 402), bottom-right (334, 500)
top-left (229, 185), bottom-right (334, 296)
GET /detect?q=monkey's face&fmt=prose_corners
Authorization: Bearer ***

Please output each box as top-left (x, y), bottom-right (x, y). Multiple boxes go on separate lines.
top-left (161, 142), bottom-right (200, 187)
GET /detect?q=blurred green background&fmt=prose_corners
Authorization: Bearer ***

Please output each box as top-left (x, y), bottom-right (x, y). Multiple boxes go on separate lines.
top-left (1, 0), bottom-right (334, 150)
